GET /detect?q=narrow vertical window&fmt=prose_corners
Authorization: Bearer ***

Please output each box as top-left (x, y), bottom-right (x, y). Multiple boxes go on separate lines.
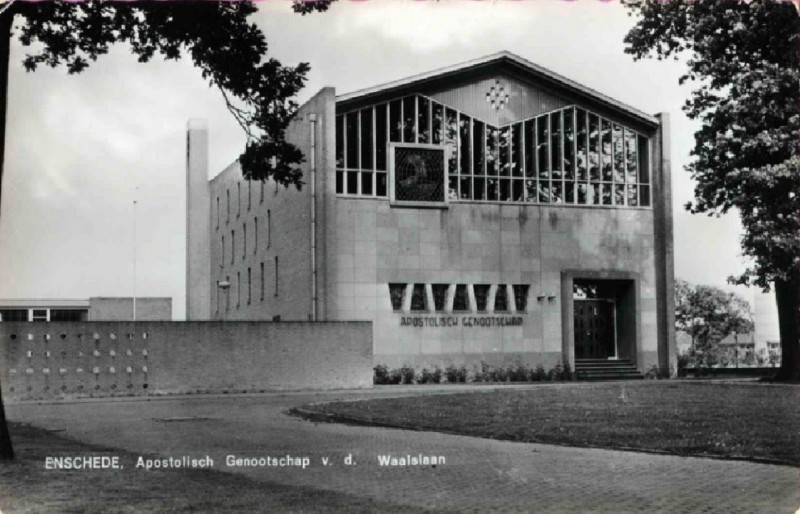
top-left (473, 119), bottom-right (485, 178)
top-left (459, 114), bottom-right (472, 200)
top-left (226, 189), bottom-right (230, 223)
top-left (260, 262), bottom-right (265, 301)
top-left (576, 109), bottom-right (588, 204)
top-left (524, 119), bottom-right (536, 202)
top-left (511, 123), bottom-right (523, 177)
top-left (267, 209), bottom-right (271, 249)
top-left (638, 134), bottom-right (651, 206)
top-left (499, 126), bottom-right (511, 201)
top-left (274, 256), bottom-right (279, 297)
top-left (402, 96), bottom-right (416, 143)
top-left (389, 99), bottom-right (402, 143)
top-left (418, 96), bottom-right (430, 144)
top-left (360, 107), bottom-right (373, 196)
top-left (243, 222), bottom-right (247, 259)
top-left (445, 108), bottom-right (459, 198)
top-left (237, 182), bottom-right (241, 218)
top-left (254, 217), bottom-right (258, 254)
top-left (248, 181), bottom-right (252, 211)
top-left (494, 285), bottom-right (509, 312)
top-left (375, 104), bottom-right (388, 197)
top-left (432, 284), bottom-right (449, 312)
top-left (625, 129), bottom-right (639, 207)
top-left (513, 284), bottom-right (530, 312)
top-left (346, 111), bottom-right (358, 194)
top-left (601, 119), bottom-right (613, 183)
top-left (222, 235), bottom-right (225, 267)
top-left (375, 103), bottom-right (387, 172)
top-left (410, 284), bottom-right (427, 311)
top-left (336, 114), bottom-right (344, 194)
top-left (247, 267), bottom-right (251, 305)
top-left (216, 196), bottom-right (219, 229)
top-left (537, 115), bottom-right (550, 203)
top-left (388, 283), bottom-right (406, 311)
top-left (231, 230), bottom-right (235, 265)
top-left (237, 271), bottom-right (241, 308)
top-left (432, 102), bottom-right (443, 145)
top-left (474, 284), bottom-right (491, 312)
top-left (588, 114), bottom-right (601, 204)
top-left (459, 114), bottom-right (471, 176)
top-left (453, 284), bottom-right (469, 311)
top-left (563, 108), bottom-right (575, 204)
top-left (260, 180), bottom-right (265, 204)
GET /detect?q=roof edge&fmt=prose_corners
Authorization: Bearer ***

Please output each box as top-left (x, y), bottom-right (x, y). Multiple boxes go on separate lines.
top-left (336, 51), bottom-right (659, 127)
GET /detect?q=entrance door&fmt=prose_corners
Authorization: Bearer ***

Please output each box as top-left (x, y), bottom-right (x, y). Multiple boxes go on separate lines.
top-left (574, 299), bottom-right (615, 359)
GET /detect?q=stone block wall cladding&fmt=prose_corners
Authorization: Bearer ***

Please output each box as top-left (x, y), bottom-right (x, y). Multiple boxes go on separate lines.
top-left (0, 321), bottom-right (373, 401)
top-left (327, 199), bottom-right (659, 371)
top-left (205, 88), bottom-right (335, 322)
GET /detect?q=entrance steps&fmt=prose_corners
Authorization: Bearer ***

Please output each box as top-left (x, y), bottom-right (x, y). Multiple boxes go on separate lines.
top-left (574, 359), bottom-right (644, 380)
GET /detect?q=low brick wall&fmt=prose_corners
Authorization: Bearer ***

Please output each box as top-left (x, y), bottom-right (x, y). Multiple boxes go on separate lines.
top-left (0, 321), bottom-right (372, 401)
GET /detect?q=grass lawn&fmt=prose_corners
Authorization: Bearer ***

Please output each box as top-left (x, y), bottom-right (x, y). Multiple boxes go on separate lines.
top-left (296, 381), bottom-right (800, 466)
top-left (0, 422), bottom-right (445, 513)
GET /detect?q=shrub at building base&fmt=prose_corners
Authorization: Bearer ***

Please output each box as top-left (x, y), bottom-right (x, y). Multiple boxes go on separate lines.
top-left (373, 362), bottom-right (579, 385)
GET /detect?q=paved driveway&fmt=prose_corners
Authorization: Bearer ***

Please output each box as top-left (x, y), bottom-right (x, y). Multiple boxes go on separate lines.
top-left (6, 385), bottom-right (800, 513)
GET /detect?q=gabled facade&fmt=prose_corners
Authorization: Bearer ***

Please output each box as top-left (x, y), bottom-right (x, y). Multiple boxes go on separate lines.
top-left (186, 52), bottom-right (676, 375)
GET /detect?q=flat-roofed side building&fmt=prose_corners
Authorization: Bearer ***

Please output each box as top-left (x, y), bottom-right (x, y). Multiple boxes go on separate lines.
top-left (0, 297), bottom-right (172, 322)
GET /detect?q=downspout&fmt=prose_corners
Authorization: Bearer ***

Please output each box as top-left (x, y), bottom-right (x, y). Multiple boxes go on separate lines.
top-left (309, 113), bottom-right (318, 321)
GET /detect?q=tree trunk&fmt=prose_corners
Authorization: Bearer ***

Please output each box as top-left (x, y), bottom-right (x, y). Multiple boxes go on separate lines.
top-left (773, 273), bottom-right (800, 382)
top-left (0, 6), bottom-right (15, 461)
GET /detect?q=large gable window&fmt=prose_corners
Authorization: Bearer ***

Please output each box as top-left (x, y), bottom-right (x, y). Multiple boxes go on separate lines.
top-left (336, 94), bottom-right (651, 207)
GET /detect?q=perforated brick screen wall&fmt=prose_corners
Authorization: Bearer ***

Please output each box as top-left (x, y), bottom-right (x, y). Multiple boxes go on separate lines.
top-left (0, 321), bottom-right (372, 401)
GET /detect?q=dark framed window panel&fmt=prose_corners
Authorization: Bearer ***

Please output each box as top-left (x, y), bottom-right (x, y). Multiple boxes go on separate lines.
top-left (336, 94), bottom-right (651, 208)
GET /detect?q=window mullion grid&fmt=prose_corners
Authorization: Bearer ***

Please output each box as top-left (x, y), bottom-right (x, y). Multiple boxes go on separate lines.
top-left (371, 105), bottom-right (376, 197)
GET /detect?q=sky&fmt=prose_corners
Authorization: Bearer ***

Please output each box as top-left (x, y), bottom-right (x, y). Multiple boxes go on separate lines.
top-left (0, 0), bottom-right (767, 321)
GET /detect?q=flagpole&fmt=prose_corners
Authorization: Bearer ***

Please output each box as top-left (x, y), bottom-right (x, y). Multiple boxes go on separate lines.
top-left (133, 188), bottom-right (137, 321)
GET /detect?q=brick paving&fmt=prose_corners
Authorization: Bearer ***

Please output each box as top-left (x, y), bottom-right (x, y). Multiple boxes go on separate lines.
top-left (6, 385), bottom-right (800, 513)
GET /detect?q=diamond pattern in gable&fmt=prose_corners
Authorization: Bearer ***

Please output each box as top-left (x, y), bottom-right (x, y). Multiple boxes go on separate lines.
top-left (424, 72), bottom-right (571, 126)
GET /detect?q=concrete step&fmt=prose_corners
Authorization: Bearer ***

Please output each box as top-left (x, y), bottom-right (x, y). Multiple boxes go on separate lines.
top-left (574, 359), bottom-right (643, 380)
top-left (574, 362), bottom-right (636, 369)
top-left (575, 369), bottom-right (644, 380)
